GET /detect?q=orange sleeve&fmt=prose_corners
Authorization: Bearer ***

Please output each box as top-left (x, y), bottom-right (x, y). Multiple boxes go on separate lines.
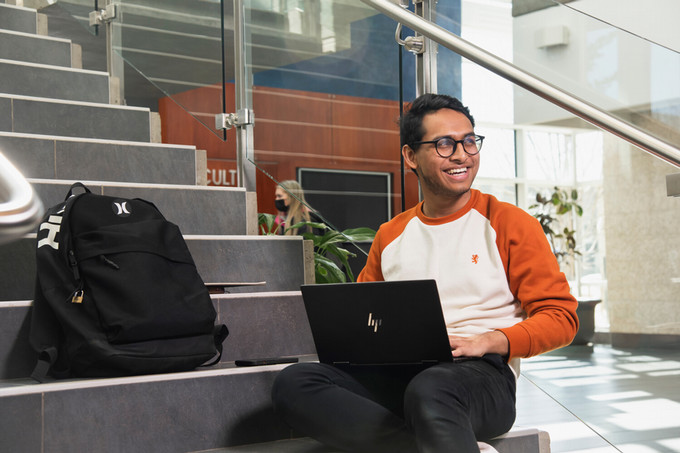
top-left (357, 228), bottom-right (385, 282)
top-left (357, 206), bottom-right (420, 283)
top-left (493, 203), bottom-right (579, 359)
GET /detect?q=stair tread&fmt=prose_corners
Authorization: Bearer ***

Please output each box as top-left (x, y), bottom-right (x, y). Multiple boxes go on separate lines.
top-left (200, 437), bottom-right (337, 453)
top-left (0, 357), bottom-right (316, 396)
top-left (0, 92), bottom-right (147, 109)
top-left (0, 130), bottom-right (195, 148)
top-left (28, 178), bottom-right (244, 192)
top-left (0, 58), bottom-right (106, 75)
top-left (200, 427), bottom-right (548, 453)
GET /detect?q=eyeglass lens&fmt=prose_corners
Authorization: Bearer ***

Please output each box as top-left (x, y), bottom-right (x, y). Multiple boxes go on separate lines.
top-left (435, 136), bottom-right (482, 157)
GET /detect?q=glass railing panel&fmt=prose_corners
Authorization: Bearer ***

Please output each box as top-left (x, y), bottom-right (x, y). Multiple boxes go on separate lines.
top-left (512, 1), bottom-right (680, 148)
top-left (112, 0), bottom-right (227, 138)
top-left (53, 0), bottom-right (231, 142)
top-left (450, 1), bottom-right (680, 450)
top-left (50, 0), bottom-right (100, 37)
top-left (243, 0), bottom-right (415, 282)
top-left (555, 0), bottom-right (679, 53)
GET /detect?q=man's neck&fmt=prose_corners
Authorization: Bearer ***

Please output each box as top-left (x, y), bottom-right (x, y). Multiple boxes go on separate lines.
top-left (421, 191), bottom-right (472, 218)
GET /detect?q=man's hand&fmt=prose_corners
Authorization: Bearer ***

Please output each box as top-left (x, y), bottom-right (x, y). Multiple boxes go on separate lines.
top-left (449, 330), bottom-right (509, 358)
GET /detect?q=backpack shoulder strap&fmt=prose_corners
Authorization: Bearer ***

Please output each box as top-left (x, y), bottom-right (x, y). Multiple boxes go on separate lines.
top-left (201, 324), bottom-right (229, 368)
top-left (29, 278), bottom-right (64, 382)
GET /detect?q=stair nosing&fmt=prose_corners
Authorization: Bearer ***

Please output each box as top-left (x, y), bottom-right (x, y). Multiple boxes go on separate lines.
top-left (0, 93), bottom-right (149, 111)
top-left (0, 292), bottom-right (304, 306)
top-left (27, 178), bottom-right (246, 192)
top-left (0, 29), bottom-right (71, 44)
top-left (0, 3), bottom-right (35, 12)
top-left (0, 130), bottom-right (197, 149)
top-left (0, 360), bottom-right (310, 397)
top-left (211, 290), bottom-right (302, 299)
top-left (0, 58), bottom-right (108, 76)
top-left (184, 234), bottom-right (302, 240)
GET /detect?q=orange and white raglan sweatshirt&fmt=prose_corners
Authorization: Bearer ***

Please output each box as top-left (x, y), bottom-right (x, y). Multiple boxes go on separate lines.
top-left (357, 189), bottom-right (578, 378)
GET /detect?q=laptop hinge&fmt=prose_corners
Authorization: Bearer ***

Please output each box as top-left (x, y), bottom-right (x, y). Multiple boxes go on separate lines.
top-left (332, 361), bottom-right (350, 366)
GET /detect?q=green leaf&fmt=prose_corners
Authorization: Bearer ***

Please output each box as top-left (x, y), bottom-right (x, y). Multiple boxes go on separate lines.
top-left (288, 221), bottom-right (327, 232)
top-left (338, 227), bottom-right (377, 242)
top-left (257, 212), bottom-right (279, 235)
top-left (314, 254), bottom-right (347, 283)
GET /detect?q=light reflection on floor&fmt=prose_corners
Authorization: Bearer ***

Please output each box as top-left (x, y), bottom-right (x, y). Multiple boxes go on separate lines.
top-left (516, 344), bottom-right (680, 452)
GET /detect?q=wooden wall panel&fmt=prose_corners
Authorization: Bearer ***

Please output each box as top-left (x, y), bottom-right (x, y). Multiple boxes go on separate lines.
top-left (158, 84), bottom-right (237, 162)
top-left (159, 84), bottom-right (421, 224)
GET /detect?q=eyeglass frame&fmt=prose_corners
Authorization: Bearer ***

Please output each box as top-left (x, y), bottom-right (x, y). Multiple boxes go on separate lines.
top-left (409, 134), bottom-right (485, 158)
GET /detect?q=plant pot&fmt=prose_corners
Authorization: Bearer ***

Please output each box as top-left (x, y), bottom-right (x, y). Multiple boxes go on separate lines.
top-left (572, 298), bottom-right (602, 345)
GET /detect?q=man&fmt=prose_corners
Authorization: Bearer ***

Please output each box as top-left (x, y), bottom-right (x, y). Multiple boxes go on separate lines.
top-left (272, 94), bottom-right (578, 452)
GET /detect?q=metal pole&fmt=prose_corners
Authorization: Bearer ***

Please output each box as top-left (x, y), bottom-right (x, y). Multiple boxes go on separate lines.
top-left (232, 0), bottom-right (257, 190)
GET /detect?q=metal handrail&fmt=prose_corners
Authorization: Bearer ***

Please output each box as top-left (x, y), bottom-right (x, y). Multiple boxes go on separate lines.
top-left (0, 152), bottom-right (44, 245)
top-left (360, 0), bottom-right (680, 169)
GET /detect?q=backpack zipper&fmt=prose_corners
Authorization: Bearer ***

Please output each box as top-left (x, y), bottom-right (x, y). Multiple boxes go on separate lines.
top-left (100, 255), bottom-right (120, 270)
top-left (67, 250), bottom-right (84, 303)
top-left (68, 250), bottom-right (80, 280)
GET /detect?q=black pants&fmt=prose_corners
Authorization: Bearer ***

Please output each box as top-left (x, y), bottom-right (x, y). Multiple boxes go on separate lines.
top-left (271, 354), bottom-right (516, 453)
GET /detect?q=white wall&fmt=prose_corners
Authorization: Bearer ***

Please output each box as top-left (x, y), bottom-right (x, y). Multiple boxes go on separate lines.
top-left (512, 0), bottom-right (680, 125)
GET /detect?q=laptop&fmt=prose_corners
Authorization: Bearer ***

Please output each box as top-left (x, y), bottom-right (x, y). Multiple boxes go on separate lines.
top-left (300, 279), bottom-right (453, 367)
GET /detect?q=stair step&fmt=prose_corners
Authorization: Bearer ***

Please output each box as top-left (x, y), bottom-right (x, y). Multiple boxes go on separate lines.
top-left (186, 236), bottom-right (308, 289)
top-left (29, 179), bottom-right (249, 234)
top-left (0, 290), bottom-right (314, 379)
top-left (0, 59), bottom-right (109, 103)
top-left (0, 94), bottom-right (151, 141)
top-left (0, 29), bottom-right (72, 67)
top-left (0, 3), bottom-right (38, 34)
top-left (0, 132), bottom-right (201, 184)
top-left (202, 428), bottom-right (550, 453)
top-left (215, 292), bottom-right (315, 364)
top-left (0, 363), bottom-right (305, 453)
top-left (0, 301), bottom-right (34, 380)
top-left (0, 234), bottom-right (307, 301)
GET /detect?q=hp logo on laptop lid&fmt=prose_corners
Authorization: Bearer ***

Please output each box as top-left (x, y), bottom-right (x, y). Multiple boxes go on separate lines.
top-left (367, 313), bottom-right (382, 333)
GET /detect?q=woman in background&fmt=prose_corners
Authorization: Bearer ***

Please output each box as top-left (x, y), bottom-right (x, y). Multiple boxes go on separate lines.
top-left (274, 180), bottom-right (319, 235)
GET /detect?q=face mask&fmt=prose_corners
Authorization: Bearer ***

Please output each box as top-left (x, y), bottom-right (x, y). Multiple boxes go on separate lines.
top-left (275, 199), bottom-right (289, 212)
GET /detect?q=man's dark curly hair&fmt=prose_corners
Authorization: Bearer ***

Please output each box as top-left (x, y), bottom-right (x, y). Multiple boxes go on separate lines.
top-left (400, 94), bottom-right (475, 149)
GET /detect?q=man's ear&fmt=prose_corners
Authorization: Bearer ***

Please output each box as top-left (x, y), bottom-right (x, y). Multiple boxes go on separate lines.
top-left (402, 144), bottom-right (418, 172)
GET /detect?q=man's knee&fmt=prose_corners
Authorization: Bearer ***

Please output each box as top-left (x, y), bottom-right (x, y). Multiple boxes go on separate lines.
top-left (272, 363), bottom-right (315, 409)
top-left (403, 366), bottom-right (470, 417)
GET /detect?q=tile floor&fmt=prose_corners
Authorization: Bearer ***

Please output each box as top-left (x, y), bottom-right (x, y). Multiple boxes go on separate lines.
top-left (517, 344), bottom-right (680, 453)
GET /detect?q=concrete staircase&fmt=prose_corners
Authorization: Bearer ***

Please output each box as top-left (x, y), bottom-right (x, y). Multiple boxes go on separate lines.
top-left (0, 3), bottom-right (317, 452)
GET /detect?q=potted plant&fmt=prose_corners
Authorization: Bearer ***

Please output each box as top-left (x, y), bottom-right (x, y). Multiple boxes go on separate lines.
top-left (529, 187), bottom-right (599, 345)
top-left (529, 186), bottom-right (582, 275)
top-left (258, 213), bottom-right (376, 284)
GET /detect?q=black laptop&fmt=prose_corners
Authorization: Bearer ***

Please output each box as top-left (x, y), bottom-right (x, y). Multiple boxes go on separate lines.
top-left (300, 279), bottom-right (453, 367)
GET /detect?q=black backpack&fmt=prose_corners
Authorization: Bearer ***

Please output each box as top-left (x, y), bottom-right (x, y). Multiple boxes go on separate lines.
top-left (30, 183), bottom-right (228, 381)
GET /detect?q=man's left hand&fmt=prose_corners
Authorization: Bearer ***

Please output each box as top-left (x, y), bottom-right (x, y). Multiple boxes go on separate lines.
top-left (449, 330), bottom-right (509, 358)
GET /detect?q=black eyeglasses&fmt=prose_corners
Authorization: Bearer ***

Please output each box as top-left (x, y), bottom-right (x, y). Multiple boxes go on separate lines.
top-left (411, 134), bottom-right (484, 158)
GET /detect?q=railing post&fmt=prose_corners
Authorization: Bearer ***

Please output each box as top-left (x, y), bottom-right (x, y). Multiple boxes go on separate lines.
top-left (413, 0), bottom-right (437, 96)
top-left (89, 0), bottom-right (123, 105)
top-left (232, 0), bottom-right (257, 191)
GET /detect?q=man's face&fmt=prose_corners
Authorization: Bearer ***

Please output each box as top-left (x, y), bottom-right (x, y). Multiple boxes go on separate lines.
top-left (403, 108), bottom-right (480, 216)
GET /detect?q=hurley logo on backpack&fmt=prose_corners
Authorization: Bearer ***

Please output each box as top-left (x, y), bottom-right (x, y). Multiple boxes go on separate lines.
top-left (30, 183), bottom-right (228, 381)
